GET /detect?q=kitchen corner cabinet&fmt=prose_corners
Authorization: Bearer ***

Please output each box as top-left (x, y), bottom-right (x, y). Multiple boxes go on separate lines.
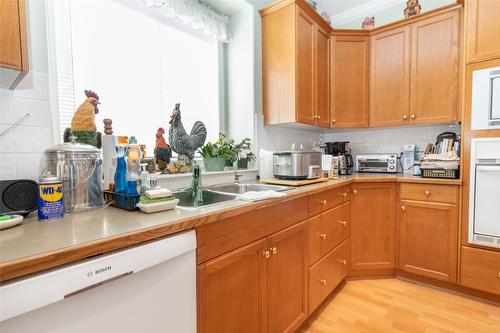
top-left (330, 34), bottom-right (369, 128)
top-left (0, 0), bottom-right (28, 88)
top-left (350, 183), bottom-right (396, 273)
top-left (370, 8), bottom-right (460, 127)
top-left (465, 0), bottom-right (500, 63)
top-left (261, 1), bottom-right (330, 127)
top-left (399, 184), bottom-right (459, 282)
top-left (197, 222), bottom-right (307, 333)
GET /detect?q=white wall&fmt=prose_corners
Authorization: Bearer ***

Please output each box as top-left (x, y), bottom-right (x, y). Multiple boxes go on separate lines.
top-left (0, 0), bottom-right (52, 180)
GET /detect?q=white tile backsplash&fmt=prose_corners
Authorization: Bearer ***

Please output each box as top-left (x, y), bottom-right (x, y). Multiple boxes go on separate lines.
top-left (14, 126), bottom-right (51, 154)
top-left (0, 125), bottom-right (16, 153)
top-left (12, 96), bottom-right (51, 127)
top-left (0, 91), bottom-right (14, 125)
top-left (0, 154), bottom-right (17, 179)
top-left (15, 154), bottom-right (42, 180)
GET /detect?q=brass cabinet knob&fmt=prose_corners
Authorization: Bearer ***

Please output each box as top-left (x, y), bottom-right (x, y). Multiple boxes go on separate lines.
top-left (332, 119), bottom-right (336, 124)
top-left (401, 206), bottom-right (406, 211)
top-left (411, 114), bottom-right (416, 119)
top-left (424, 190), bottom-right (431, 197)
top-left (339, 220), bottom-right (347, 226)
top-left (343, 192), bottom-right (347, 197)
top-left (320, 199), bottom-right (327, 205)
top-left (320, 279), bottom-right (327, 285)
top-left (263, 250), bottom-right (271, 258)
top-left (320, 233), bottom-right (327, 240)
top-left (497, 272), bottom-right (500, 278)
top-left (340, 259), bottom-right (348, 265)
top-left (317, 115), bottom-right (321, 120)
top-left (353, 189), bottom-right (358, 195)
top-left (270, 247), bottom-right (278, 255)
top-left (403, 115), bottom-right (408, 120)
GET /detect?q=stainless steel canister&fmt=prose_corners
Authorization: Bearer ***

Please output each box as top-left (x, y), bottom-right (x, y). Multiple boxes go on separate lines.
top-left (39, 138), bottom-right (104, 213)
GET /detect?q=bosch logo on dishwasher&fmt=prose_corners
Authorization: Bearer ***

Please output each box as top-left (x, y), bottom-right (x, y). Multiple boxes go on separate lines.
top-left (86, 265), bottom-right (112, 278)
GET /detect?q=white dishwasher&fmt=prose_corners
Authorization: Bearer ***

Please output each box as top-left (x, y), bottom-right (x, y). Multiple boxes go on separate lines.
top-left (0, 229), bottom-right (196, 333)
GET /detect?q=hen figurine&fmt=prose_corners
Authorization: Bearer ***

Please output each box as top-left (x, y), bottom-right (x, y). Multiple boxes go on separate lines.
top-left (63, 90), bottom-right (102, 148)
top-left (168, 103), bottom-right (207, 162)
top-left (154, 127), bottom-right (172, 172)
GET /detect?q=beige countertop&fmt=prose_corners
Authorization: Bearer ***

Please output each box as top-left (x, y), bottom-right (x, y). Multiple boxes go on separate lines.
top-left (0, 173), bottom-right (460, 283)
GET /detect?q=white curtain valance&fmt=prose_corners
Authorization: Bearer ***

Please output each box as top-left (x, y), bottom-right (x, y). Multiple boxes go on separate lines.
top-left (121, 0), bottom-right (231, 42)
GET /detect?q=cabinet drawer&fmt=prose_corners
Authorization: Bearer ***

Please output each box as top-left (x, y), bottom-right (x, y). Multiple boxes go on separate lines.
top-left (308, 185), bottom-right (350, 215)
top-left (399, 183), bottom-right (458, 204)
top-left (461, 246), bottom-right (500, 296)
top-left (308, 238), bottom-right (350, 313)
top-left (309, 202), bottom-right (350, 265)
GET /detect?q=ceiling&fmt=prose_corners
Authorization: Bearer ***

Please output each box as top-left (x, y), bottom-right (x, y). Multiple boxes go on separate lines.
top-left (316, 0), bottom-right (375, 15)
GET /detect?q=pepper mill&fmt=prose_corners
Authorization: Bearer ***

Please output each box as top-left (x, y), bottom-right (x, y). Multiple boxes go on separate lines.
top-left (103, 118), bottom-right (113, 135)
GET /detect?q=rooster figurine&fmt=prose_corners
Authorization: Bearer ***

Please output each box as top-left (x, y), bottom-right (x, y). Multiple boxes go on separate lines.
top-left (154, 127), bottom-right (172, 172)
top-left (63, 90), bottom-right (102, 148)
top-left (168, 103), bottom-right (207, 163)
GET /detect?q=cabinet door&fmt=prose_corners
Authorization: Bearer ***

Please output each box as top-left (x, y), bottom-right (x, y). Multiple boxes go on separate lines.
top-left (315, 25), bottom-right (330, 128)
top-left (466, 0), bottom-right (500, 63)
top-left (296, 9), bottom-right (316, 125)
top-left (331, 35), bottom-right (369, 128)
top-left (369, 27), bottom-right (411, 127)
top-left (0, 0), bottom-right (27, 70)
top-left (197, 238), bottom-right (267, 333)
top-left (410, 10), bottom-right (459, 124)
top-left (399, 200), bottom-right (458, 282)
top-left (351, 183), bottom-right (396, 272)
top-left (266, 222), bottom-right (307, 333)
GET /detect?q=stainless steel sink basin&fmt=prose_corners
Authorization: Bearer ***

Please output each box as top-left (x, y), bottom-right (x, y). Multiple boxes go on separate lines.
top-left (173, 189), bottom-right (236, 208)
top-left (207, 183), bottom-right (289, 195)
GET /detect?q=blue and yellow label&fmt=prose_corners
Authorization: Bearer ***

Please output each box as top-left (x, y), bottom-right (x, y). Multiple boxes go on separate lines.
top-left (39, 184), bottom-right (63, 202)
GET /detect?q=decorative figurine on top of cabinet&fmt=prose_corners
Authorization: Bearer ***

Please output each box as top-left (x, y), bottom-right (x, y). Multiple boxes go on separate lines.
top-left (63, 90), bottom-right (102, 148)
top-left (154, 127), bottom-right (172, 173)
top-left (361, 17), bottom-right (375, 30)
top-left (167, 103), bottom-right (207, 173)
top-left (404, 0), bottom-right (421, 18)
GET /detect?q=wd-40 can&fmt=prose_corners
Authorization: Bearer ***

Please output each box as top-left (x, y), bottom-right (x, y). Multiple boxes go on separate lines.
top-left (38, 174), bottom-right (64, 220)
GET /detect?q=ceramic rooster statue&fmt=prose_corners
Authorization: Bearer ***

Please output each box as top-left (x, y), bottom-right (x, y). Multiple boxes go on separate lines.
top-left (154, 127), bottom-right (172, 172)
top-left (63, 90), bottom-right (102, 148)
top-left (168, 103), bottom-right (207, 162)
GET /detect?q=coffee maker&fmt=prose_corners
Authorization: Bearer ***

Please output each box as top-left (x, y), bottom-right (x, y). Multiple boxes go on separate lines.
top-left (325, 141), bottom-right (354, 175)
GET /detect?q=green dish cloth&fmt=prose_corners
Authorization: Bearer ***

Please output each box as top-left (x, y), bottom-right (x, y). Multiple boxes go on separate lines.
top-left (140, 195), bottom-right (175, 204)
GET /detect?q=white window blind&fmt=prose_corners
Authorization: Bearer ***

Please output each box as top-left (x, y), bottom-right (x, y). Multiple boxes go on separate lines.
top-left (51, 0), bottom-right (222, 155)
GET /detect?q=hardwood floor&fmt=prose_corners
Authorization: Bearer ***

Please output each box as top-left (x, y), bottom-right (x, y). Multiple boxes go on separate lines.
top-left (302, 279), bottom-right (500, 333)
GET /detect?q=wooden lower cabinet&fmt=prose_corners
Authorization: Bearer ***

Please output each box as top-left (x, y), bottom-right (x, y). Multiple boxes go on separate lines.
top-left (399, 200), bottom-right (458, 282)
top-left (461, 246), bottom-right (500, 296)
top-left (197, 222), bottom-right (307, 333)
top-left (350, 183), bottom-right (396, 273)
top-left (308, 238), bottom-right (350, 313)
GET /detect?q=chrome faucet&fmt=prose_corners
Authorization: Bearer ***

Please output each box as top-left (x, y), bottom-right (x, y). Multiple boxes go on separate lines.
top-left (191, 163), bottom-right (203, 205)
top-left (234, 165), bottom-right (243, 184)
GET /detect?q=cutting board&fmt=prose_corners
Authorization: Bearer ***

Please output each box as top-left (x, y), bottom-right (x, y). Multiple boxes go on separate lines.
top-left (260, 177), bottom-right (330, 186)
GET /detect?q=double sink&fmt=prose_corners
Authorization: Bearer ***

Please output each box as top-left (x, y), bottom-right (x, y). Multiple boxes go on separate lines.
top-left (173, 183), bottom-right (289, 209)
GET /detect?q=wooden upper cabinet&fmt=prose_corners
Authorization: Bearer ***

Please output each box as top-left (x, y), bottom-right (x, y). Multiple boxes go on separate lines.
top-left (350, 183), bottom-right (396, 272)
top-left (369, 26), bottom-right (411, 127)
top-left (331, 34), bottom-right (369, 128)
top-left (399, 200), bottom-right (459, 282)
top-left (410, 10), bottom-right (459, 124)
top-left (197, 238), bottom-right (267, 333)
top-left (296, 9), bottom-right (316, 125)
top-left (260, 1), bottom-right (331, 128)
top-left (266, 222), bottom-right (307, 333)
top-left (314, 25), bottom-right (331, 128)
top-left (466, 0), bottom-right (500, 63)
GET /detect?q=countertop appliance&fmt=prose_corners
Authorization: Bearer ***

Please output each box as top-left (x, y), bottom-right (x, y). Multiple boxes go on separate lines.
top-left (39, 138), bottom-right (104, 213)
top-left (402, 144), bottom-right (416, 174)
top-left (273, 151), bottom-right (322, 180)
top-left (471, 65), bottom-right (500, 130)
top-left (468, 138), bottom-right (500, 248)
top-left (324, 142), bottom-right (353, 175)
top-left (0, 230), bottom-right (197, 333)
top-left (355, 154), bottom-right (398, 173)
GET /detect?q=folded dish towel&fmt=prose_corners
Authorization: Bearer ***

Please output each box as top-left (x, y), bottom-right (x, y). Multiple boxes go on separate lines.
top-left (236, 190), bottom-right (287, 202)
top-left (140, 195), bottom-right (175, 204)
top-left (144, 188), bottom-right (172, 199)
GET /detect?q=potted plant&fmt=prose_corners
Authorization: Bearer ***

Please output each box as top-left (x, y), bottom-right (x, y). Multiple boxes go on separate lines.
top-left (235, 138), bottom-right (256, 170)
top-left (198, 141), bottom-right (226, 172)
top-left (218, 133), bottom-right (237, 168)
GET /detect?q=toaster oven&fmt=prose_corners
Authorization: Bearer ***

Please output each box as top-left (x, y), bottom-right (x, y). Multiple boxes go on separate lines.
top-left (355, 154), bottom-right (398, 173)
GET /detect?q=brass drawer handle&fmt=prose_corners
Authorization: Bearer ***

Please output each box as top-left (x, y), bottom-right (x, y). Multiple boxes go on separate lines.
top-left (263, 250), bottom-right (271, 259)
top-left (401, 206), bottom-right (406, 211)
top-left (339, 220), bottom-right (347, 226)
top-left (270, 247), bottom-right (278, 255)
top-left (320, 199), bottom-right (327, 205)
top-left (353, 189), bottom-right (358, 195)
top-left (320, 233), bottom-right (327, 240)
top-left (320, 279), bottom-right (327, 285)
top-left (340, 259), bottom-right (348, 265)
top-left (340, 192), bottom-right (347, 197)
top-left (424, 190), bottom-right (431, 197)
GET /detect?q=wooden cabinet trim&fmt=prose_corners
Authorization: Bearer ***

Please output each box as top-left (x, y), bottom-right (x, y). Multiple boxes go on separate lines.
top-left (465, 0), bottom-right (500, 63)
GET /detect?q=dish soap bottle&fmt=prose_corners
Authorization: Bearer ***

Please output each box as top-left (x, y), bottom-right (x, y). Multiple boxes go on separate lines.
top-left (126, 136), bottom-right (141, 195)
top-left (114, 137), bottom-right (128, 194)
